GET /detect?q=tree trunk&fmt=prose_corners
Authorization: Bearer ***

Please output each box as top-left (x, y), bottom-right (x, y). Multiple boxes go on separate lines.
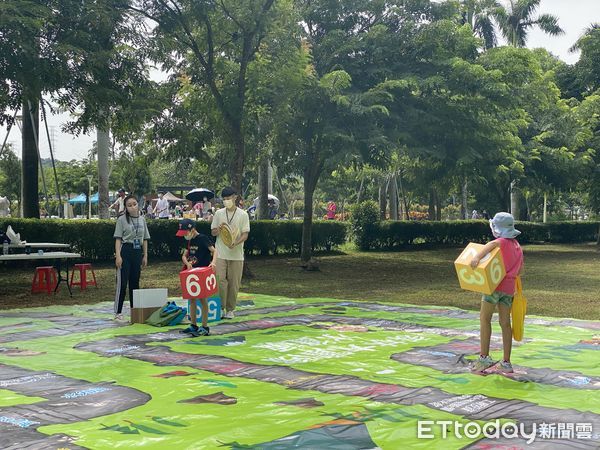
top-left (378, 178), bottom-right (387, 220)
top-left (461, 177), bottom-right (468, 220)
top-left (510, 180), bottom-right (520, 220)
top-left (397, 172), bottom-right (409, 220)
top-left (435, 191), bottom-right (442, 221)
top-left (300, 156), bottom-right (322, 265)
top-left (229, 127), bottom-right (245, 200)
top-left (21, 93), bottom-right (40, 218)
top-left (543, 192), bottom-right (548, 223)
top-left (388, 174), bottom-right (398, 220)
top-left (257, 155), bottom-right (269, 219)
top-left (301, 184), bottom-right (314, 264)
top-left (428, 188), bottom-right (436, 220)
top-left (267, 161), bottom-right (273, 195)
top-left (356, 172), bottom-right (365, 205)
top-left (97, 128), bottom-right (110, 219)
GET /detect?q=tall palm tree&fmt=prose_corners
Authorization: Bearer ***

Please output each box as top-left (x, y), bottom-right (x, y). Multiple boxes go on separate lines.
top-left (461, 0), bottom-right (503, 49)
top-left (495, 0), bottom-right (564, 48)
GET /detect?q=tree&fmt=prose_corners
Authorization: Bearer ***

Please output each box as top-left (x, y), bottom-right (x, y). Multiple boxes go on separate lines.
top-left (495, 0), bottom-right (563, 48)
top-left (0, 144), bottom-right (21, 210)
top-left (122, 0), bottom-right (285, 195)
top-left (460, 0), bottom-right (502, 49)
top-left (570, 25), bottom-right (600, 97)
top-left (111, 154), bottom-right (152, 200)
top-left (0, 1), bottom-right (149, 218)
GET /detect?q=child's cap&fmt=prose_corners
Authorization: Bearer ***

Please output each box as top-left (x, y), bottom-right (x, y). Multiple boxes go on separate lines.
top-left (489, 212), bottom-right (521, 238)
top-left (176, 218), bottom-right (196, 236)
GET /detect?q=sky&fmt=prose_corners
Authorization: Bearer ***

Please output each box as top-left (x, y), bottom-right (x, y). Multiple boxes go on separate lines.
top-left (2, 0), bottom-right (599, 162)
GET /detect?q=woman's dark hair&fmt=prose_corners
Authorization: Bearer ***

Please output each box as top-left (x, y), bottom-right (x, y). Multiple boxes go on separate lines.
top-left (123, 194), bottom-right (138, 224)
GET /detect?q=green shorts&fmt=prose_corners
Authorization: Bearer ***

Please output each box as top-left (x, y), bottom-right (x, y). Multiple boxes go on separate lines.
top-left (482, 291), bottom-right (513, 308)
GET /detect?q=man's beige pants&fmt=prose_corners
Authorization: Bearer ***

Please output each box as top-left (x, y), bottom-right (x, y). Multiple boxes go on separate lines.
top-left (215, 258), bottom-right (244, 312)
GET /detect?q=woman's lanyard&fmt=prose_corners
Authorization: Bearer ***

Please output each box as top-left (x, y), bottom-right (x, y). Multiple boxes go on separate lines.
top-left (131, 217), bottom-right (140, 236)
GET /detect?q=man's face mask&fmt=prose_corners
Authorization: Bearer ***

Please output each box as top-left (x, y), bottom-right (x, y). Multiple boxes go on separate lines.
top-left (184, 232), bottom-right (193, 241)
top-left (223, 198), bottom-right (235, 208)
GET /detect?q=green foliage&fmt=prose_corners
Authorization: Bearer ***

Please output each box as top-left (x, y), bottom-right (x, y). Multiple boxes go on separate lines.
top-left (111, 155), bottom-right (152, 198)
top-left (349, 201), bottom-right (379, 250)
top-left (0, 144), bottom-right (21, 204)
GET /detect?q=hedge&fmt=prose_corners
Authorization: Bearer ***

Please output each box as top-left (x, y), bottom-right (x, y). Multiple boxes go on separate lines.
top-left (354, 219), bottom-right (600, 250)
top-left (1, 217), bottom-right (597, 260)
top-left (0, 218), bottom-right (348, 261)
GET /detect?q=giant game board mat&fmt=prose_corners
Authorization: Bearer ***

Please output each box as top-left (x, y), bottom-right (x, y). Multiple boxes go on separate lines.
top-left (0, 294), bottom-right (598, 449)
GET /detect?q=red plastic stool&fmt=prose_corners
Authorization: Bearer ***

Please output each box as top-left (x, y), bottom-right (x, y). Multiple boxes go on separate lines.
top-left (31, 266), bottom-right (58, 294)
top-left (69, 263), bottom-right (98, 290)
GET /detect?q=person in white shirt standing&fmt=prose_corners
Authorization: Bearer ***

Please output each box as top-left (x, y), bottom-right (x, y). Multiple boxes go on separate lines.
top-left (110, 188), bottom-right (126, 217)
top-left (153, 192), bottom-right (170, 219)
top-left (211, 186), bottom-right (250, 319)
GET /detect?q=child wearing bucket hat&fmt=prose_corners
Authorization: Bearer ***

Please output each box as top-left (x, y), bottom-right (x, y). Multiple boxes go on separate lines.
top-left (469, 212), bottom-right (524, 373)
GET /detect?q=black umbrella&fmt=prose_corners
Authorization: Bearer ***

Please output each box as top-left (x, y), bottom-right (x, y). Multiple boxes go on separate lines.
top-left (186, 188), bottom-right (215, 202)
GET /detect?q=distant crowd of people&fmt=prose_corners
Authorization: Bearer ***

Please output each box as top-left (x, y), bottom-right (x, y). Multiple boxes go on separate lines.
top-left (471, 209), bottom-right (490, 220)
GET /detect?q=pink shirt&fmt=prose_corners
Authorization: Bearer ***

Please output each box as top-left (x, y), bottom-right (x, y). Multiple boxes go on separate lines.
top-left (326, 202), bottom-right (336, 219)
top-left (495, 238), bottom-right (523, 295)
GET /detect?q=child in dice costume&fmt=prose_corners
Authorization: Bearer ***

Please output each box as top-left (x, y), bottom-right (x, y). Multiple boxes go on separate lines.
top-left (177, 219), bottom-right (218, 336)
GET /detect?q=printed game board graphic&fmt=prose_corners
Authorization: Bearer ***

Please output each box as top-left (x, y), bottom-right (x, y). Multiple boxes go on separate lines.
top-left (0, 294), bottom-right (598, 449)
top-left (391, 338), bottom-right (600, 389)
top-left (0, 364), bottom-right (150, 449)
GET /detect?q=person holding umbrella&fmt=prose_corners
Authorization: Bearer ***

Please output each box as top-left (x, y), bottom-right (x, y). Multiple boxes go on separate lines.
top-left (186, 188), bottom-right (214, 221)
top-left (211, 186), bottom-right (250, 319)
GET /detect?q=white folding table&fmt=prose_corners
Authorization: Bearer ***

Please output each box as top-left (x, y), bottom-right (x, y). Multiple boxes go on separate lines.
top-left (8, 242), bottom-right (71, 250)
top-left (0, 252), bottom-right (82, 296)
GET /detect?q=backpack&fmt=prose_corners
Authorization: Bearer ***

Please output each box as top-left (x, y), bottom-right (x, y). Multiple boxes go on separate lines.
top-left (145, 302), bottom-right (187, 327)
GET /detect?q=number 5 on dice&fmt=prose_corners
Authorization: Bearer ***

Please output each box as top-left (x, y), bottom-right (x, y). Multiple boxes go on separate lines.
top-left (454, 243), bottom-right (505, 295)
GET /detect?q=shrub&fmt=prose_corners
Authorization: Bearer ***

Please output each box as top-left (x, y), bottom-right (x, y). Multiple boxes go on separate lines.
top-left (349, 201), bottom-right (380, 250)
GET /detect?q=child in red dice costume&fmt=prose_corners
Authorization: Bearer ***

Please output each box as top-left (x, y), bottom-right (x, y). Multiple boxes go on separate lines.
top-left (177, 219), bottom-right (217, 336)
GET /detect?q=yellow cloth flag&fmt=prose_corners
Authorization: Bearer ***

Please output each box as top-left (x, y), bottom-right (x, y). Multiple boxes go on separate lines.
top-left (511, 276), bottom-right (527, 341)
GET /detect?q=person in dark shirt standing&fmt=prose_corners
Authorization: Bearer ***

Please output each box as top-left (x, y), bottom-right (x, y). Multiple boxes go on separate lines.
top-left (177, 219), bottom-right (217, 336)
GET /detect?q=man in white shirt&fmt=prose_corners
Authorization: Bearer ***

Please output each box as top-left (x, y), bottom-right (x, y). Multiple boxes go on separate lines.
top-left (153, 192), bottom-right (170, 219)
top-left (211, 186), bottom-right (250, 319)
top-left (110, 188), bottom-right (126, 217)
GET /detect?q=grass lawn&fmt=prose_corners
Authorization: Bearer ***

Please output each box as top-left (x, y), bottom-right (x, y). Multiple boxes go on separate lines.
top-left (1, 243), bottom-right (598, 320)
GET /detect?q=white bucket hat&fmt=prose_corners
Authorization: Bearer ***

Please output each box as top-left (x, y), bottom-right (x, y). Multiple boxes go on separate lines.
top-left (489, 212), bottom-right (521, 238)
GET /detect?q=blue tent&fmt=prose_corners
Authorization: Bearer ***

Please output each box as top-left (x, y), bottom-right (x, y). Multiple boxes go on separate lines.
top-left (68, 193), bottom-right (98, 204)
